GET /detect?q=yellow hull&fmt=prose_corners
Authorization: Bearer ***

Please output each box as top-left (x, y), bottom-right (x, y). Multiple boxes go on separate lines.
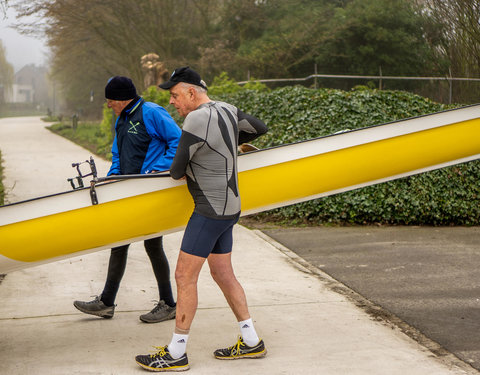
top-left (1, 105), bottom-right (480, 272)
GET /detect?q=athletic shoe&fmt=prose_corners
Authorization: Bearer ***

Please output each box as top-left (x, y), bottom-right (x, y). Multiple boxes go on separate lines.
top-left (135, 345), bottom-right (189, 372)
top-left (214, 336), bottom-right (267, 360)
top-left (140, 301), bottom-right (176, 323)
top-left (73, 296), bottom-right (115, 319)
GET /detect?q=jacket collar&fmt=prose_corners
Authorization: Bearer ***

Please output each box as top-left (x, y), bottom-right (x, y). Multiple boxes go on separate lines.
top-left (121, 96), bottom-right (143, 116)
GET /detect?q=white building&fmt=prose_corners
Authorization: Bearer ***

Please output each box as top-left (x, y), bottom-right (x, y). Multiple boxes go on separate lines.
top-left (7, 82), bottom-right (34, 103)
top-left (5, 64), bottom-right (49, 105)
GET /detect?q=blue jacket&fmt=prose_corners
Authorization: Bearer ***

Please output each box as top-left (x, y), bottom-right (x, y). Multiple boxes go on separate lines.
top-left (108, 97), bottom-right (181, 175)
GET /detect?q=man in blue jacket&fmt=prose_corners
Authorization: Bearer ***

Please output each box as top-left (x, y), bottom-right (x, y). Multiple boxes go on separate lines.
top-left (74, 76), bottom-right (182, 323)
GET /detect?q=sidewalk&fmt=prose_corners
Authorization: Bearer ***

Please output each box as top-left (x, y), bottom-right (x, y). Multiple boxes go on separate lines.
top-left (0, 116), bottom-right (475, 374)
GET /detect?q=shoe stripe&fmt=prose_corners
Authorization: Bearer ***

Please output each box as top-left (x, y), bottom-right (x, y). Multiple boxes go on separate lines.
top-left (215, 348), bottom-right (267, 359)
top-left (136, 361), bottom-right (189, 371)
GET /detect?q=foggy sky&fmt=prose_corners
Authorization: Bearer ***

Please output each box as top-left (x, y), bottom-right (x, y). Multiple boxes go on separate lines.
top-left (0, 6), bottom-right (47, 73)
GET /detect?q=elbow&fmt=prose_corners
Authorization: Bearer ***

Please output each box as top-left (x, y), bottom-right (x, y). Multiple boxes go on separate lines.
top-left (170, 169), bottom-right (184, 180)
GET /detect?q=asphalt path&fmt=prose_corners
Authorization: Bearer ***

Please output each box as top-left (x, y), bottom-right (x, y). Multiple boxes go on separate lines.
top-left (260, 225), bottom-right (480, 371)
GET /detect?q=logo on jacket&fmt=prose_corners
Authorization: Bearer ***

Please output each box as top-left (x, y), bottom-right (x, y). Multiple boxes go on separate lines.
top-left (128, 121), bottom-right (140, 134)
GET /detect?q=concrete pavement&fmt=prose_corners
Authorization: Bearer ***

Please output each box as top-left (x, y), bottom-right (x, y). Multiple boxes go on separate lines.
top-left (0, 116), bottom-right (476, 374)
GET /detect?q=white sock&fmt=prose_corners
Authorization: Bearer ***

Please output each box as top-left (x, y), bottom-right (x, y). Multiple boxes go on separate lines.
top-left (239, 318), bottom-right (259, 347)
top-left (168, 333), bottom-right (189, 359)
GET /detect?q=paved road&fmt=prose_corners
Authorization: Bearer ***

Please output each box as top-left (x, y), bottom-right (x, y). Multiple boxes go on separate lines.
top-left (261, 225), bottom-right (480, 370)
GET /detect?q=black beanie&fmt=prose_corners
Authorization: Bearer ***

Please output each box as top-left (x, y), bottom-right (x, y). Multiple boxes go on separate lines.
top-left (105, 76), bottom-right (137, 100)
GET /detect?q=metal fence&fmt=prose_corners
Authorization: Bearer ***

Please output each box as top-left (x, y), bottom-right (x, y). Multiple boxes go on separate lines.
top-left (238, 73), bottom-right (480, 105)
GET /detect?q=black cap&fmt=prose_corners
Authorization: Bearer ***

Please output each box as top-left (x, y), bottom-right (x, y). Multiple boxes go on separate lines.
top-left (159, 66), bottom-right (207, 90)
top-left (105, 76), bottom-right (137, 100)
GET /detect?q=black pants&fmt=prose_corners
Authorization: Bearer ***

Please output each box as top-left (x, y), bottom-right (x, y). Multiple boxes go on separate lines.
top-left (100, 236), bottom-right (174, 306)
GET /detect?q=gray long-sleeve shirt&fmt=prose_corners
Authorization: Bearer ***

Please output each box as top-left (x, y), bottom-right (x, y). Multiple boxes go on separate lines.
top-left (170, 101), bottom-right (267, 219)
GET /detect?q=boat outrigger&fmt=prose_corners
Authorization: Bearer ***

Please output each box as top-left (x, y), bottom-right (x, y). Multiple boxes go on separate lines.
top-left (1, 105), bottom-right (480, 274)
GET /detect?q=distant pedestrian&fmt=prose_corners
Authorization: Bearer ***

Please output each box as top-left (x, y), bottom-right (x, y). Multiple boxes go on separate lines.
top-left (74, 76), bottom-right (181, 323)
top-left (135, 67), bottom-right (268, 372)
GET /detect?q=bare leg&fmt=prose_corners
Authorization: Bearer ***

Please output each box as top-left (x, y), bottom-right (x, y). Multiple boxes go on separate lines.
top-left (208, 252), bottom-right (250, 322)
top-left (174, 250), bottom-right (206, 330)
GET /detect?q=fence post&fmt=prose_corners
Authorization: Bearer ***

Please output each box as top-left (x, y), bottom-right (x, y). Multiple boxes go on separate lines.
top-left (314, 64), bottom-right (318, 89)
top-left (379, 66), bottom-right (383, 90)
top-left (448, 68), bottom-right (453, 105)
top-left (72, 113), bottom-right (78, 131)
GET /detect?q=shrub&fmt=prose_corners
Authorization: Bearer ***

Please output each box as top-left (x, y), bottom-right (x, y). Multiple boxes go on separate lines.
top-left (142, 86), bottom-right (171, 108)
top-left (98, 103), bottom-right (115, 159)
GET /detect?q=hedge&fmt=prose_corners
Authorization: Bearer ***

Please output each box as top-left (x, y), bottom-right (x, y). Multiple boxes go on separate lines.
top-left (213, 86), bottom-right (479, 226)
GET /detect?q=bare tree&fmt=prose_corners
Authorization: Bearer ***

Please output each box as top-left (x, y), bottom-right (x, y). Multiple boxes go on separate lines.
top-left (0, 39), bottom-right (14, 103)
top-left (0, 0), bottom-right (8, 18)
top-left (11, 0), bottom-right (222, 116)
top-left (419, 0), bottom-right (480, 102)
top-left (420, 0), bottom-right (480, 74)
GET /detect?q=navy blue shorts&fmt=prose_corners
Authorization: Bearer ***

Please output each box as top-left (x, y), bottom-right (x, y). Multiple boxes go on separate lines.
top-left (180, 212), bottom-right (240, 258)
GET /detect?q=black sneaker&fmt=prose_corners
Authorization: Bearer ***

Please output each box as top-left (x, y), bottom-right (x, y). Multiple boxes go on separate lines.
top-left (73, 296), bottom-right (115, 318)
top-left (140, 301), bottom-right (176, 323)
top-left (135, 345), bottom-right (189, 372)
top-left (214, 336), bottom-right (267, 360)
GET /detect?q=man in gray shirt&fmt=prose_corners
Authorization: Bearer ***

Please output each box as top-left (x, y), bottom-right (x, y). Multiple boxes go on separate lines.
top-left (135, 67), bottom-right (268, 372)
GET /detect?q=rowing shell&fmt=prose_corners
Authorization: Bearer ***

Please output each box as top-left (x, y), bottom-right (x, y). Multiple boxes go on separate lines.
top-left (1, 105), bottom-right (480, 273)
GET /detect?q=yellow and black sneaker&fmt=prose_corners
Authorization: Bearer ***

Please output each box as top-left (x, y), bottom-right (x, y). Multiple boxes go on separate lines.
top-left (214, 336), bottom-right (267, 360)
top-left (135, 345), bottom-right (189, 372)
